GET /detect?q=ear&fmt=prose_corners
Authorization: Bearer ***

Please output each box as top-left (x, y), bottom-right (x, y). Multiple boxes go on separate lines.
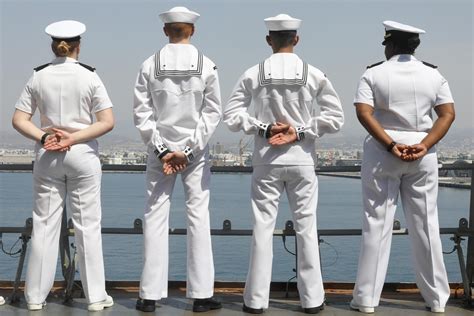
top-left (190, 25), bottom-right (195, 37)
top-left (163, 26), bottom-right (169, 37)
top-left (293, 35), bottom-right (299, 47)
top-left (266, 35), bottom-right (272, 46)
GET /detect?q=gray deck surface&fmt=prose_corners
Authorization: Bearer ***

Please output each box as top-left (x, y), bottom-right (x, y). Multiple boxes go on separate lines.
top-left (0, 285), bottom-right (472, 315)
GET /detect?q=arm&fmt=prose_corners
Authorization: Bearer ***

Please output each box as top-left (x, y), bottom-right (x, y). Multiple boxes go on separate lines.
top-left (223, 73), bottom-right (273, 138)
top-left (301, 76), bottom-right (344, 139)
top-left (43, 108), bottom-right (114, 150)
top-left (12, 109), bottom-right (47, 142)
top-left (269, 75), bottom-right (344, 146)
top-left (355, 103), bottom-right (408, 158)
top-left (405, 103), bottom-right (455, 160)
top-left (184, 68), bottom-right (222, 161)
top-left (133, 62), bottom-right (169, 159)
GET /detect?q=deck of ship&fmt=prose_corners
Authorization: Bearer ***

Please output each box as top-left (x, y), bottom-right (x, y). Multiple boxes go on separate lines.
top-left (0, 281), bottom-right (473, 315)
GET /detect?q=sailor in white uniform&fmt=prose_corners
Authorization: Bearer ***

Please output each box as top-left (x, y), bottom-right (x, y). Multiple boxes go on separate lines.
top-left (12, 20), bottom-right (115, 311)
top-left (133, 6), bottom-right (222, 313)
top-left (350, 21), bottom-right (455, 314)
top-left (224, 14), bottom-right (344, 314)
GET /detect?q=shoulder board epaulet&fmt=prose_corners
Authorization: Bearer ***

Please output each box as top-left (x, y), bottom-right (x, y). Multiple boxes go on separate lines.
top-left (34, 63), bottom-right (51, 72)
top-left (422, 61), bottom-right (438, 69)
top-left (366, 61), bottom-right (384, 69)
top-left (78, 62), bottom-right (96, 72)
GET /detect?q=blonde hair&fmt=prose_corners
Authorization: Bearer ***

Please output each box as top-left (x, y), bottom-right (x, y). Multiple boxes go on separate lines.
top-left (51, 39), bottom-right (80, 57)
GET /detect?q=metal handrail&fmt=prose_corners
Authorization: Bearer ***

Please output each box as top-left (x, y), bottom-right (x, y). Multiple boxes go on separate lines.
top-left (1, 162), bottom-right (473, 305)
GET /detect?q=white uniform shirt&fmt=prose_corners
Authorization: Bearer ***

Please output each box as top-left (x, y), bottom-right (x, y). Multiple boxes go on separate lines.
top-left (224, 53), bottom-right (344, 166)
top-left (354, 54), bottom-right (454, 132)
top-left (133, 43), bottom-right (222, 159)
top-left (15, 57), bottom-right (113, 132)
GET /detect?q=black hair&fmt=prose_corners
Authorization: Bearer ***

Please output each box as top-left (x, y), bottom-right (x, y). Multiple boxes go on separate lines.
top-left (269, 30), bottom-right (297, 49)
top-left (385, 31), bottom-right (420, 54)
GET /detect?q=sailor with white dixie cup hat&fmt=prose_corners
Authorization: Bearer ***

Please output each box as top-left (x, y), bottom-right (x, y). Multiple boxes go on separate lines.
top-left (12, 20), bottom-right (114, 312)
top-left (133, 6), bottom-right (222, 313)
top-left (224, 13), bottom-right (344, 314)
top-left (350, 20), bottom-right (455, 314)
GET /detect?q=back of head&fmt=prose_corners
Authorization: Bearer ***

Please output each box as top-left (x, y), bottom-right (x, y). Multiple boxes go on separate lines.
top-left (51, 39), bottom-right (80, 57)
top-left (386, 31), bottom-right (421, 54)
top-left (269, 30), bottom-right (297, 50)
top-left (164, 23), bottom-right (194, 41)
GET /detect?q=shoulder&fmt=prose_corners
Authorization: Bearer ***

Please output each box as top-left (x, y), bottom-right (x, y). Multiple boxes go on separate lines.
top-left (33, 62), bottom-right (51, 72)
top-left (77, 62), bottom-right (96, 72)
top-left (244, 64), bottom-right (260, 79)
top-left (307, 64), bottom-right (326, 78)
top-left (202, 55), bottom-right (219, 71)
top-left (421, 60), bottom-right (438, 69)
top-left (366, 61), bottom-right (384, 69)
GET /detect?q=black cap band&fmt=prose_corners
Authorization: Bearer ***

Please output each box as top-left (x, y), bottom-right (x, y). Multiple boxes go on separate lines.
top-left (52, 36), bottom-right (81, 42)
top-left (382, 30), bottom-right (419, 45)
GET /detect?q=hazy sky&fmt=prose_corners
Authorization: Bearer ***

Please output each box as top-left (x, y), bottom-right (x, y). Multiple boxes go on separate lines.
top-left (1, 0), bottom-right (472, 145)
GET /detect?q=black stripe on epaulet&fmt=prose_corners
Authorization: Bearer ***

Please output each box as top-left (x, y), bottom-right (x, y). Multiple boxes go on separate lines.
top-left (366, 61), bottom-right (384, 69)
top-left (34, 63), bottom-right (51, 72)
top-left (422, 61), bottom-right (438, 69)
top-left (78, 62), bottom-right (96, 72)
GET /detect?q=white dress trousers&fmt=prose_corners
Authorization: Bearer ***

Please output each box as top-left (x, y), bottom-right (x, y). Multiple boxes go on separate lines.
top-left (139, 150), bottom-right (215, 300)
top-left (353, 131), bottom-right (450, 309)
top-left (25, 140), bottom-right (107, 304)
top-left (244, 165), bottom-right (324, 309)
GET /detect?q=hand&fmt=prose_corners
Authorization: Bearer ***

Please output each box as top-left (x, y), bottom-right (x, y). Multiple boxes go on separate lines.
top-left (389, 143), bottom-right (409, 159)
top-left (401, 143), bottom-right (428, 161)
top-left (268, 126), bottom-right (297, 146)
top-left (161, 152), bottom-right (188, 175)
top-left (43, 128), bottom-right (74, 151)
top-left (270, 122), bottom-right (290, 137)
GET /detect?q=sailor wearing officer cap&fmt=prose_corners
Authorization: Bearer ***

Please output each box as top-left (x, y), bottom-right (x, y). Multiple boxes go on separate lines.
top-left (350, 20), bottom-right (455, 314)
top-left (133, 6), bottom-right (222, 313)
top-left (12, 20), bottom-right (115, 311)
top-left (224, 13), bottom-right (344, 314)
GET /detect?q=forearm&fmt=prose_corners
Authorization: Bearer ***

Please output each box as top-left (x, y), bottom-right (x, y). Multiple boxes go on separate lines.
top-left (357, 113), bottom-right (393, 147)
top-left (421, 112), bottom-right (455, 150)
top-left (12, 109), bottom-right (45, 142)
top-left (12, 118), bottom-right (44, 142)
top-left (71, 121), bottom-right (113, 144)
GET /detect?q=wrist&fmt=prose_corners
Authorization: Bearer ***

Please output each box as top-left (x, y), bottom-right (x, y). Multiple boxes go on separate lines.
top-left (154, 144), bottom-right (170, 159)
top-left (257, 122), bottom-right (271, 138)
top-left (40, 133), bottom-right (50, 145)
top-left (183, 146), bottom-right (194, 162)
top-left (295, 126), bottom-right (305, 141)
top-left (386, 141), bottom-right (397, 152)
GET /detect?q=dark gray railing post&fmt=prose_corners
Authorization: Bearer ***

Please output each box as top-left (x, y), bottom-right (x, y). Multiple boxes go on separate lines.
top-left (465, 162), bottom-right (474, 300)
top-left (9, 218), bottom-right (32, 303)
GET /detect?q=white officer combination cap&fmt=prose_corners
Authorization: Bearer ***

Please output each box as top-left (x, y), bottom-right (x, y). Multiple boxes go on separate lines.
top-left (45, 20), bottom-right (86, 41)
top-left (383, 20), bottom-right (425, 34)
top-left (264, 14), bottom-right (301, 31)
top-left (159, 6), bottom-right (200, 24)
top-left (382, 20), bottom-right (425, 45)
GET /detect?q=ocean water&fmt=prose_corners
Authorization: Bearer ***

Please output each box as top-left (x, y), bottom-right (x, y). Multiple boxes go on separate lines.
top-left (0, 172), bottom-right (470, 284)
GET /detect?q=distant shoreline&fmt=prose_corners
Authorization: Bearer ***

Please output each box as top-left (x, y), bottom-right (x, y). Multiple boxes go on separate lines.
top-left (318, 172), bottom-right (471, 189)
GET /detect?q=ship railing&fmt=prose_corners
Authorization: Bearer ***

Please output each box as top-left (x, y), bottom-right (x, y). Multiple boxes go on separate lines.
top-left (0, 163), bottom-right (473, 305)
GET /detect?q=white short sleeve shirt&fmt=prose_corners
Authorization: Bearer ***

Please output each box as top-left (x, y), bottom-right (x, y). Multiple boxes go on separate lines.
top-left (15, 57), bottom-right (113, 132)
top-left (354, 54), bottom-right (454, 132)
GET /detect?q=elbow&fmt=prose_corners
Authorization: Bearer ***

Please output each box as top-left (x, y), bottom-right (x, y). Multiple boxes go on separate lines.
top-left (105, 119), bottom-right (115, 133)
top-left (12, 115), bottom-right (21, 132)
